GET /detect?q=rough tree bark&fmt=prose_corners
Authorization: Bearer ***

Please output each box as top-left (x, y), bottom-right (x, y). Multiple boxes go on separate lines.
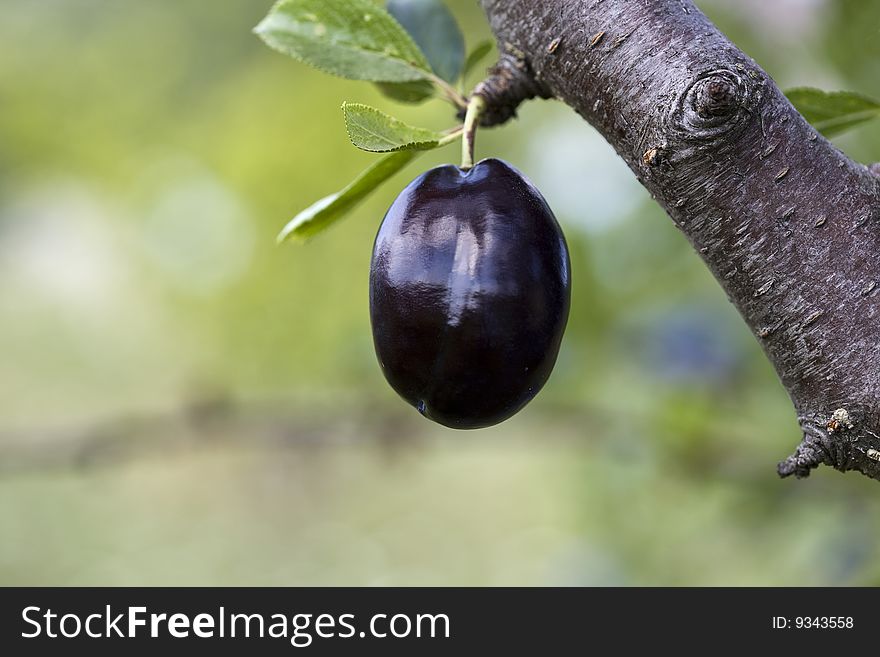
top-left (475, 0), bottom-right (880, 482)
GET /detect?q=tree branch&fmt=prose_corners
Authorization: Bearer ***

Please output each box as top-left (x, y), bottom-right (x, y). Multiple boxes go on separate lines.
top-left (478, 0), bottom-right (880, 482)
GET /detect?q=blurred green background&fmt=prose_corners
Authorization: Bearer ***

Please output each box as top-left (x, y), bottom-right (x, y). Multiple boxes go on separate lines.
top-left (2, 0), bottom-right (879, 586)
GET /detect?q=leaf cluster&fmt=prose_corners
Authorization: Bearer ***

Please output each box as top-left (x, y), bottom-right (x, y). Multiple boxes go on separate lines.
top-left (255, 0), bottom-right (493, 242)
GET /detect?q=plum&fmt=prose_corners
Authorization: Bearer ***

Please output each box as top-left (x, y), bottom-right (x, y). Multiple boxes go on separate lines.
top-left (370, 158), bottom-right (570, 429)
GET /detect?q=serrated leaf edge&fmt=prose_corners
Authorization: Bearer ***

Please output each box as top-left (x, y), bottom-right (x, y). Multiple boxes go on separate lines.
top-left (253, 0), bottom-right (435, 83)
top-left (341, 102), bottom-right (443, 152)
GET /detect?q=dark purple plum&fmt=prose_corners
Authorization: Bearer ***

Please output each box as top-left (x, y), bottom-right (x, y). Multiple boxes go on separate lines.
top-left (369, 158), bottom-right (571, 429)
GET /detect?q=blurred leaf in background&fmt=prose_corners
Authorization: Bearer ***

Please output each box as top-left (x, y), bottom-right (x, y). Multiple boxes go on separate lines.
top-left (785, 87), bottom-right (880, 136)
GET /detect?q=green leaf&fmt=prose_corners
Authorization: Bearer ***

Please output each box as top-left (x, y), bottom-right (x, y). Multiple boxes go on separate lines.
top-left (387, 0), bottom-right (465, 83)
top-left (462, 40), bottom-right (493, 81)
top-left (376, 80), bottom-right (436, 104)
top-left (342, 102), bottom-right (444, 152)
top-left (278, 150), bottom-right (419, 243)
top-left (255, 0), bottom-right (433, 83)
top-left (785, 87), bottom-right (880, 137)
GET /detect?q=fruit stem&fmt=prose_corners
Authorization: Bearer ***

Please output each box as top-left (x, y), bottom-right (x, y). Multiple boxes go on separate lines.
top-left (461, 95), bottom-right (487, 171)
top-left (438, 126), bottom-right (464, 146)
top-left (429, 74), bottom-right (468, 111)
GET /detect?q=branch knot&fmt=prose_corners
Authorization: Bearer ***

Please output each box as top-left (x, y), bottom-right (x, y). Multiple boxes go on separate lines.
top-left (694, 77), bottom-right (737, 119)
top-left (462, 51), bottom-right (551, 128)
top-left (669, 69), bottom-right (762, 145)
